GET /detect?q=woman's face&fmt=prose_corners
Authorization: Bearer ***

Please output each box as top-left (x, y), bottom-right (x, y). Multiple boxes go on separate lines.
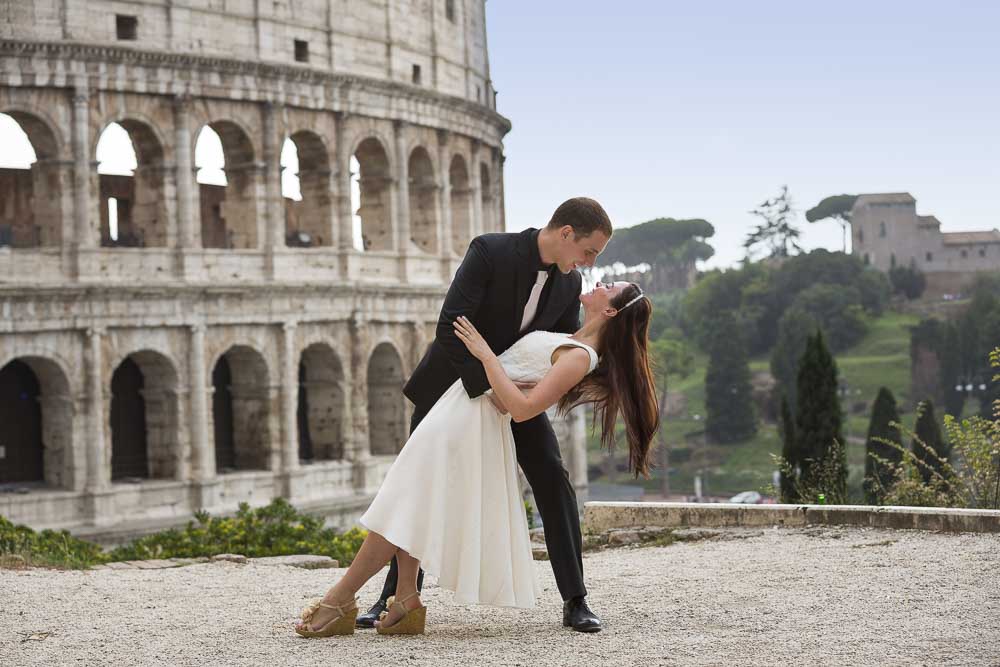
top-left (581, 281), bottom-right (630, 313)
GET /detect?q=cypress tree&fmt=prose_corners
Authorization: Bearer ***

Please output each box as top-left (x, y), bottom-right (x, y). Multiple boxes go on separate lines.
top-left (704, 313), bottom-right (757, 444)
top-left (778, 393), bottom-right (798, 502)
top-left (863, 387), bottom-right (902, 504)
top-left (794, 330), bottom-right (846, 501)
top-left (912, 400), bottom-right (948, 484)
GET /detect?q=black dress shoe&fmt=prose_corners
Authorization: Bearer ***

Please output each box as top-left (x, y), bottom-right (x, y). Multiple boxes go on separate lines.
top-left (355, 598), bottom-right (387, 629)
top-left (563, 596), bottom-right (602, 633)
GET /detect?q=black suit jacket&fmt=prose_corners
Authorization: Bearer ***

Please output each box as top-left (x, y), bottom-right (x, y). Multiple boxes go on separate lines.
top-left (403, 228), bottom-right (583, 412)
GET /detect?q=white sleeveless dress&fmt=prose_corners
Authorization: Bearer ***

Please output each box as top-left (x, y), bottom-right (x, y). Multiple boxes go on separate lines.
top-left (359, 331), bottom-right (599, 608)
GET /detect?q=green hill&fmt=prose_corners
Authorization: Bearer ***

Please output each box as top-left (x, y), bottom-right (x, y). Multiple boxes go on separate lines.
top-left (588, 310), bottom-right (922, 500)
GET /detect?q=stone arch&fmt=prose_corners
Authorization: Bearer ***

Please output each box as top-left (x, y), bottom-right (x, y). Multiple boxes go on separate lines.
top-left (297, 343), bottom-right (346, 461)
top-left (109, 349), bottom-right (180, 481)
top-left (284, 130), bottom-right (332, 247)
top-left (366, 341), bottom-right (406, 456)
top-left (211, 344), bottom-right (271, 472)
top-left (408, 146), bottom-right (438, 254)
top-left (352, 136), bottom-right (393, 252)
top-left (449, 154), bottom-right (472, 255)
top-left (0, 356), bottom-right (72, 489)
top-left (96, 118), bottom-right (169, 248)
top-left (196, 120), bottom-right (259, 249)
top-left (480, 161), bottom-right (494, 234)
top-left (0, 110), bottom-right (66, 247)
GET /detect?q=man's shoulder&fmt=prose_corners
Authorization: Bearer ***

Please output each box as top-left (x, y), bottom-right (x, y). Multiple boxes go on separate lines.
top-left (472, 230), bottom-right (530, 249)
top-left (469, 230), bottom-right (533, 260)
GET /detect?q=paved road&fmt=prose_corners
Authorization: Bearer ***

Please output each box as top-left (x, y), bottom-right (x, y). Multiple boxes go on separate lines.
top-left (2, 526), bottom-right (998, 666)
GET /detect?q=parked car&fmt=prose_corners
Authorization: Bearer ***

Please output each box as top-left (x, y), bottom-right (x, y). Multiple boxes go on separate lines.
top-left (727, 490), bottom-right (763, 504)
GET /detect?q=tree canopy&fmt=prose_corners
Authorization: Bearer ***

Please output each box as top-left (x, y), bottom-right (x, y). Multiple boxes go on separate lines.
top-left (743, 185), bottom-right (802, 260)
top-left (805, 194), bottom-right (859, 253)
top-left (804, 194), bottom-right (859, 223)
top-left (594, 217), bottom-right (715, 293)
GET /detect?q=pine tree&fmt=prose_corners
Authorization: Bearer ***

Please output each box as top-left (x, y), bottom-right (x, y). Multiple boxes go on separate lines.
top-left (863, 387), bottom-right (902, 504)
top-left (778, 394), bottom-right (798, 502)
top-left (704, 314), bottom-right (757, 444)
top-left (794, 330), bottom-right (846, 501)
top-left (912, 400), bottom-right (949, 484)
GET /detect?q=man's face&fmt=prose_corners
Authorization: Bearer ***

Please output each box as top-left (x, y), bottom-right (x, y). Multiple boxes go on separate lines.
top-left (553, 227), bottom-right (611, 273)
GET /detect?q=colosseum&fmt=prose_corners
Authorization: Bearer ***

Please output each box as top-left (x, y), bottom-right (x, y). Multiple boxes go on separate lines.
top-left (0, 1), bottom-right (587, 540)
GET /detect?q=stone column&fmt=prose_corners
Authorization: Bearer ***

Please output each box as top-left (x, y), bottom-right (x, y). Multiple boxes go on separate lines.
top-left (84, 327), bottom-right (108, 493)
top-left (349, 314), bottom-right (378, 493)
top-left (334, 112), bottom-right (354, 253)
top-left (189, 323), bottom-right (220, 509)
top-left (262, 102), bottom-right (284, 278)
top-left (70, 85), bottom-right (94, 279)
top-left (173, 95), bottom-right (196, 251)
top-left (83, 326), bottom-right (113, 524)
top-left (280, 321), bottom-right (299, 471)
top-left (470, 141), bottom-right (484, 237)
top-left (436, 130), bottom-right (452, 254)
top-left (392, 120), bottom-right (411, 255)
top-left (188, 324), bottom-right (212, 480)
top-left (349, 315), bottom-right (371, 463)
top-left (489, 147), bottom-right (503, 233)
top-left (436, 130), bottom-right (452, 278)
top-left (32, 158), bottom-right (74, 248)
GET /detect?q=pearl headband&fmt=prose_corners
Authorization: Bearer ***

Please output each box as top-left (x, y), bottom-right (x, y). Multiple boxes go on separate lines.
top-left (618, 288), bottom-right (645, 312)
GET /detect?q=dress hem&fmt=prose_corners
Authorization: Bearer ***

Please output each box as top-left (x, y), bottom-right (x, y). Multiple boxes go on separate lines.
top-left (357, 515), bottom-right (539, 610)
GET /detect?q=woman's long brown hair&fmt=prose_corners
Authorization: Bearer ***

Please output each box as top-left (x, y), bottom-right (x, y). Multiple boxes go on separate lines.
top-left (557, 283), bottom-right (660, 477)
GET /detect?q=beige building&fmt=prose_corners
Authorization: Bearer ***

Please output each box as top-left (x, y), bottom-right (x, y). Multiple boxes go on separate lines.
top-left (850, 193), bottom-right (1000, 294)
top-left (0, 1), bottom-right (588, 540)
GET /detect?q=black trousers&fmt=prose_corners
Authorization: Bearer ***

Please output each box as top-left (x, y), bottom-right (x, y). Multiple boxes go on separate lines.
top-left (376, 403), bottom-right (587, 603)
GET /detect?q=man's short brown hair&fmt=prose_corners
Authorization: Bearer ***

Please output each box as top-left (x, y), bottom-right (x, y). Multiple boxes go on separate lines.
top-left (546, 197), bottom-right (613, 238)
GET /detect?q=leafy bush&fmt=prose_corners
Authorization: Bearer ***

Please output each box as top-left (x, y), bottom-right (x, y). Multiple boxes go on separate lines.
top-left (769, 437), bottom-right (849, 505)
top-left (0, 516), bottom-right (110, 570)
top-left (109, 498), bottom-right (366, 564)
top-left (682, 249), bottom-right (888, 356)
top-left (2, 498), bottom-right (368, 570)
top-left (789, 283), bottom-right (869, 352)
top-left (866, 348), bottom-right (1000, 508)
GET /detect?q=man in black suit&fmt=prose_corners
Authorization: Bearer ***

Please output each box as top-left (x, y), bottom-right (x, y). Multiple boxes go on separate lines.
top-left (356, 197), bottom-right (613, 632)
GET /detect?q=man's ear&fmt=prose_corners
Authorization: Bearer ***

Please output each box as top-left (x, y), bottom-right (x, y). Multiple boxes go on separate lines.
top-left (559, 225), bottom-right (575, 241)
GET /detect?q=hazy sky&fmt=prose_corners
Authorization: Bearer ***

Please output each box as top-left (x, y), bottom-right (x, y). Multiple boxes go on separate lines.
top-left (2, 2), bottom-right (996, 268)
top-left (485, 0), bottom-right (1000, 268)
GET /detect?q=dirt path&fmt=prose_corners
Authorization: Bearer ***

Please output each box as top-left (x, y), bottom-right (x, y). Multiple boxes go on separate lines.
top-left (2, 526), bottom-right (998, 666)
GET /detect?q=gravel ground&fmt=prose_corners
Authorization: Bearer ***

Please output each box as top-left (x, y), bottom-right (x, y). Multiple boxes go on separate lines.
top-left (2, 526), bottom-right (999, 667)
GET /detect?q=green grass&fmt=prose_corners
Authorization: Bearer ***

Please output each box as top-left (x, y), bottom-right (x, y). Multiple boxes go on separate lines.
top-left (588, 309), bottom-right (923, 499)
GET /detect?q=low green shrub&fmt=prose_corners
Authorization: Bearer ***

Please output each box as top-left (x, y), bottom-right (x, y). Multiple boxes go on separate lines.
top-left (0, 515), bottom-right (110, 570)
top-left (866, 348), bottom-right (1000, 509)
top-left (2, 498), bottom-right (367, 569)
top-left (108, 498), bottom-right (367, 564)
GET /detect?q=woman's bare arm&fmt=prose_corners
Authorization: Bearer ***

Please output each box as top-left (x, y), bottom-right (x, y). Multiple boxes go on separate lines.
top-left (453, 316), bottom-right (589, 422)
top-left (481, 348), bottom-right (589, 422)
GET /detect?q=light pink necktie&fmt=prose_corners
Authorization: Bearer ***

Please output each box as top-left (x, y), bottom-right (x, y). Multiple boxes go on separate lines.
top-left (519, 270), bottom-right (549, 332)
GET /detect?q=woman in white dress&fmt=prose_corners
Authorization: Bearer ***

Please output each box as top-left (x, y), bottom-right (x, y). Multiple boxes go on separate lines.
top-left (295, 280), bottom-right (658, 637)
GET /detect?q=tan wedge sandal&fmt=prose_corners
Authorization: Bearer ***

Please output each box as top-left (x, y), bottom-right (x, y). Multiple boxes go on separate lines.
top-left (295, 596), bottom-right (359, 638)
top-left (375, 592), bottom-right (426, 635)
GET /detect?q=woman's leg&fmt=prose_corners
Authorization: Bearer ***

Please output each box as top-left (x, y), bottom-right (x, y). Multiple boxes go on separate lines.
top-left (296, 530), bottom-right (398, 631)
top-left (377, 548), bottom-right (423, 628)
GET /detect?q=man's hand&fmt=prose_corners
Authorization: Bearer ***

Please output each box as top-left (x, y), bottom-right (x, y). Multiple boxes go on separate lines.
top-left (486, 381), bottom-right (535, 415)
top-left (453, 316), bottom-right (496, 363)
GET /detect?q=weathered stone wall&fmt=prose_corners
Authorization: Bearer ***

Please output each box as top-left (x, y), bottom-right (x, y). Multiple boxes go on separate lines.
top-left (0, 1), bottom-right (495, 108)
top-left (0, 2), bottom-right (590, 538)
